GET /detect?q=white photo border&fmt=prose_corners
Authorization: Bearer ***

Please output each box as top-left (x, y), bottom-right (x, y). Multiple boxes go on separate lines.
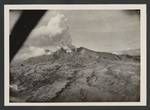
top-left (4, 4), bottom-right (147, 106)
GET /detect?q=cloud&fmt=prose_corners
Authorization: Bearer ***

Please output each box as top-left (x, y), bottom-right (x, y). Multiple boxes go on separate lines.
top-left (13, 46), bottom-right (46, 61)
top-left (30, 13), bottom-right (67, 37)
top-left (29, 46), bottom-right (45, 56)
top-left (27, 12), bottom-right (72, 48)
top-left (47, 13), bottom-right (67, 36)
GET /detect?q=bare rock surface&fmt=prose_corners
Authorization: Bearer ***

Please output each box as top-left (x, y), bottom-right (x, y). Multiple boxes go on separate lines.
top-left (10, 47), bottom-right (140, 102)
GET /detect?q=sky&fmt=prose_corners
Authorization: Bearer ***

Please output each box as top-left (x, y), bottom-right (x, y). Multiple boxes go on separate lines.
top-left (62, 10), bottom-right (140, 52)
top-left (10, 10), bottom-right (140, 61)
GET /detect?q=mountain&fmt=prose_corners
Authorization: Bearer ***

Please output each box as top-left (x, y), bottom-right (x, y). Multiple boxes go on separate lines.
top-left (10, 47), bottom-right (140, 102)
top-left (113, 49), bottom-right (140, 56)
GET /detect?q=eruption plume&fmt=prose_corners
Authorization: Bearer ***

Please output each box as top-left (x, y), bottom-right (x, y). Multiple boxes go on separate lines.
top-left (28, 12), bottom-right (74, 51)
top-left (13, 11), bottom-right (74, 61)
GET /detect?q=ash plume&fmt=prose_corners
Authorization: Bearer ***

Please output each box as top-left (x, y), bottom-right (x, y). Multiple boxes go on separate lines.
top-left (28, 12), bottom-right (74, 51)
top-left (13, 12), bottom-right (74, 61)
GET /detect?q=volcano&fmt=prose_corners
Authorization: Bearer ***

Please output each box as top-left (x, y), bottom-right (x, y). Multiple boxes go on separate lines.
top-left (10, 47), bottom-right (140, 102)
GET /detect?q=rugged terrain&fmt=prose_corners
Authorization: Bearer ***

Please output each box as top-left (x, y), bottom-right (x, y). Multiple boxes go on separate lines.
top-left (10, 47), bottom-right (140, 102)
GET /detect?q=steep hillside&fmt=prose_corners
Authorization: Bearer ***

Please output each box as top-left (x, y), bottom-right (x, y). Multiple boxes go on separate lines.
top-left (10, 47), bottom-right (140, 102)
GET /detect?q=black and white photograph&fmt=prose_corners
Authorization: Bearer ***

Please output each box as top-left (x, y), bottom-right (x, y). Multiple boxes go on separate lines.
top-left (4, 5), bottom-right (147, 106)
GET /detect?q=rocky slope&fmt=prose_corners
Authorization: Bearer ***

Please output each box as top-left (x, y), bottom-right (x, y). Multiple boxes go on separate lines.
top-left (10, 47), bottom-right (140, 102)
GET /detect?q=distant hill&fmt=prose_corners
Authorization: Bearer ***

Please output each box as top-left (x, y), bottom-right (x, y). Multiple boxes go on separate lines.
top-left (10, 47), bottom-right (140, 102)
top-left (113, 49), bottom-right (140, 56)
